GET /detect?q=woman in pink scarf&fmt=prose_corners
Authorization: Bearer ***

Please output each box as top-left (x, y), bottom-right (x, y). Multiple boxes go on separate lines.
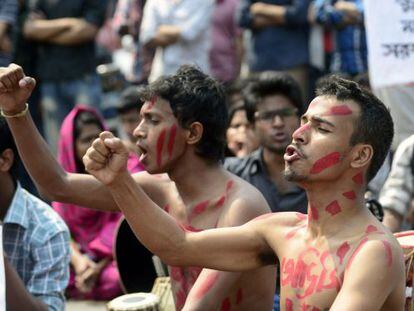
top-left (53, 105), bottom-right (143, 300)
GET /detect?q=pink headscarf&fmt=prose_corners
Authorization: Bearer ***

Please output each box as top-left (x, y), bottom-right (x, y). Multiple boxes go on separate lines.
top-left (52, 105), bottom-right (120, 260)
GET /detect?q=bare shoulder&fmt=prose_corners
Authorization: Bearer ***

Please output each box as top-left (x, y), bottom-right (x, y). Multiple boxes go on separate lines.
top-left (132, 171), bottom-right (173, 204)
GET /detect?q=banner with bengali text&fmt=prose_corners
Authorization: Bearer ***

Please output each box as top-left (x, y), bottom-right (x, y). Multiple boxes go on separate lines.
top-left (364, 0), bottom-right (414, 88)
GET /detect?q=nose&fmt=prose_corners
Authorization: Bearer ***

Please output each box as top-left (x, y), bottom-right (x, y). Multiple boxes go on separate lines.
top-left (133, 119), bottom-right (146, 139)
top-left (271, 115), bottom-right (284, 127)
top-left (292, 123), bottom-right (310, 145)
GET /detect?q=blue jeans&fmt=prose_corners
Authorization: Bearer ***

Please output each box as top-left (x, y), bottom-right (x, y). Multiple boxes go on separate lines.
top-left (273, 294), bottom-right (280, 311)
top-left (41, 73), bottom-right (102, 153)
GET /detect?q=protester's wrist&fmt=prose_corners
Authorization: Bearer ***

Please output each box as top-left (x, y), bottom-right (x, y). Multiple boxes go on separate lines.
top-left (0, 103), bottom-right (29, 118)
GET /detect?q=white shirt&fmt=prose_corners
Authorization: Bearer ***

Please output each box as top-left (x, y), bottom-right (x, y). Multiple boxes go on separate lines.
top-left (140, 0), bottom-right (214, 80)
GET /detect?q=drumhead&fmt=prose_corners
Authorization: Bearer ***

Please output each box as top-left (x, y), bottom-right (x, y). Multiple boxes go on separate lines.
top-left (107, 293), bottom-right (159, 311)
top-left (115, 218), bottom-right (158, 293)
top-left (395, 231), bottom-right (414, 249)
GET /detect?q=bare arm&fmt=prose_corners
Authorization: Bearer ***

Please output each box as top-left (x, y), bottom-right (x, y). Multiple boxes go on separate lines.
top-left (23, 16), bottom-right (71, 42)
top-left (4, 257), bottom-right (48, 311)
top-left (47, 18), bottom-right (99, 46)
top-left (84, 133), bottom-right (271, 271)
top-left (330, 239), bottom-right (405, 310)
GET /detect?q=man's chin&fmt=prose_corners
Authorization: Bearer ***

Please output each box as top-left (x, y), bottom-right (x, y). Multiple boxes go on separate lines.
top-left (283, 167), bottom-right (307, 182)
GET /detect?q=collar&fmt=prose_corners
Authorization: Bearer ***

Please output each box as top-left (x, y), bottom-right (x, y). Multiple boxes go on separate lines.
top-left (248, 148), bottom-right (267, 175)
top-left (4, 183), bottom-right (29, 229)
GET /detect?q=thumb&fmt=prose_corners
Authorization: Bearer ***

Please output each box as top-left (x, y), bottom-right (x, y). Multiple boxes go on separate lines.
top-left (99, 131), bottom-right (114, 141)
top-left (19, 77), bottom-right (36, 92)
top-left (103, 136), bottom-right (128, 154)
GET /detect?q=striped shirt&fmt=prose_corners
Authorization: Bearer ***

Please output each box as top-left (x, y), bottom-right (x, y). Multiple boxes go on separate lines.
top-left (3, 183), bottom-right (70, 311)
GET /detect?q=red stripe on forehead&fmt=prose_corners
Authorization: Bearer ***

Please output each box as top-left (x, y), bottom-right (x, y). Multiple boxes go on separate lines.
top-left (326, 105), bottom-right (353, 116)
top-left (148, 96), bottom-right (157, 109)
top-left (310, 152), bottom-right (341, 174)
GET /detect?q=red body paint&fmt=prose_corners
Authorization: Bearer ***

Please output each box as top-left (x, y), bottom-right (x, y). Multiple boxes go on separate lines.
top-left (310, 152), bottom-right (341, 174)
top-left (286, 225), bottom-right (306, 240)
top-left (336, 242), bottom-right (350, 265)
top-left (236, 288), bottom-right (243, 305)
top-left (296, 213), bottom-right (307, 221)
top-left (193, 271), bottom-right (220, 299)
top-left (164, 204), bottom-right (170, 213)
top-left (326, 105), bottom-right (353, 116)
top-left (325, 201), bottom-right (342, 216)
top-left (346, 237), bottom-right (369, 271)
top-left (190, 200), bottom-right (210, 220)
top-left (381, 241), bottom-right (393, 267)
top-left (220, 297), bottom-right (231, 311)
top-left (342, 191), bottom-right (356, 200)
top-left (215, 196), bottom-right (226, 208)
top-left (286, 298), bottom-right (294, 311)
top-left (156, 129), bottom-right (167, 167)
top-left (309, 206), bottom-right (319, 221)
top-left (294, 123), bottom-right (311, 137)
top-left (352, 172), bottom-right (364, 185)
top-left (167, 124), bottom-right (177, 159)
top-left (226, 180), bottom-right (234, 191)
top-left (148, 96), bottom-right (157, 109)
top-left (365, 225), bottom-right (378, 234)
top-left (175, 289), bottom-right (186, 309)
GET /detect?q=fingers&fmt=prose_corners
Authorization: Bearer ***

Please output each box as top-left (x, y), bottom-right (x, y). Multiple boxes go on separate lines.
top-left (100, 131), bottom-right (128, 155)
top-left (0, 64), bottom-right (26, 92)
top-left (19, 77), bottom-right (36, 91)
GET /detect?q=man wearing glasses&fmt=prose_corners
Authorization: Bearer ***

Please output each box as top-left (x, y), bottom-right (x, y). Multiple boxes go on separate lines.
top-left (225, 71), bottom-right (308, 214)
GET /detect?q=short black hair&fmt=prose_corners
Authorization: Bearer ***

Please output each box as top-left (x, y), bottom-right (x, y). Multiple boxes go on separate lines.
top-left (316, 76), bottom-right (394, 182)
top-left (0, 116), bottom-right (18, 179)
top-left (117, 85), bottom-right (146, 115)
top-left (244, 71), bottom-right (304, 123)
top-left (142, 65), bottom-right (228, 163)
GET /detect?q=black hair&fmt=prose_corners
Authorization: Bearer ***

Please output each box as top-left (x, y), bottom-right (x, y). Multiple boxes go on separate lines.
top-left (142, 65), bottom-right (228, 163)
top-left (244, 71), bottom-right (304, 123)
top-left (117, 85), bottom-right (146, 115)
top-left (316, 76), bottom-right (394, 182)
top-left (73, 111), bottom-right (105, 171)
top-left (0, 116), bottom-right (18, 179)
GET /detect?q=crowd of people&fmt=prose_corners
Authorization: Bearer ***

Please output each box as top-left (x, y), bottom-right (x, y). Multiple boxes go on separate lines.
top-left (1, 0), bottom-right (414, 310)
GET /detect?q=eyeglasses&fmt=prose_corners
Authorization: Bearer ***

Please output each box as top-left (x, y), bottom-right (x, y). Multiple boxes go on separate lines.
top-left (254, 108), bottom-right (298, 122)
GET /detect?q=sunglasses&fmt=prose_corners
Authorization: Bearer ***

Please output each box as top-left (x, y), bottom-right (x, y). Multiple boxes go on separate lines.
top-left (254, 108), bottom-right (298, 122)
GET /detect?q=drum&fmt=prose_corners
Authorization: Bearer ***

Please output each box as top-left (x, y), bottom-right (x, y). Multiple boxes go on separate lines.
top-left (395, 231), bottom-right (414, 311)
top-left (151, 277), bottom-right (175, 311)
top-left (114, 218), bottom-right (159, 293)
top-left (107, 293), bottom-right (159, 311)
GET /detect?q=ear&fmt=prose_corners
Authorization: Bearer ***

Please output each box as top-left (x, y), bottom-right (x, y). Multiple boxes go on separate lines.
top-left (0, 149), bottom-right (14, 173)
top-left (186, 122), bottom-right (203, 146)
top-left (350, 144), bottom-right (373, 169)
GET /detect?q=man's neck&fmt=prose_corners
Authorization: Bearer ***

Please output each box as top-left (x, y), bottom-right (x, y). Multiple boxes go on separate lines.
top-left (302, 173), bottom-right (369, 238)
top-left (0, 175), bottom-right (16, 221)
top-left (263, 147), bottom-right (296, 193)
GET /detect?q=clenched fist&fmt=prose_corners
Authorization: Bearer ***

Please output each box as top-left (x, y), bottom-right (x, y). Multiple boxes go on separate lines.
top-left (0, 64), bottom-right (36, 115)
top-left (83, 131), bottom-right (130, 185)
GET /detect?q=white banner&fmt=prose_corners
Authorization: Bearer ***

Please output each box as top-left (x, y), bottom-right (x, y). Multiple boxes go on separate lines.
top-left (364, 0), bottom-right (414, 88)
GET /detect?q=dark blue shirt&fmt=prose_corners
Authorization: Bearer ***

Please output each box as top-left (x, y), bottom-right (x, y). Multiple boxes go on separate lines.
top-left (237, 0), bottom-right (311, 71)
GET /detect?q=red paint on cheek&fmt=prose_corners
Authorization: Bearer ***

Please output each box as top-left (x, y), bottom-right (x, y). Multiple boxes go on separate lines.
top-left (236, 288), bottom-right (243, 305)
top-left (325, 200), bottom-right (342, 216)
top-left (310, 152), bottom-right (341, 174)
top-left (167, 124), bottom-right (177, 160)
top-left (220, 297), bottom-right (231, 311)
top-left (294, 123), bottom-right (311, 137)
top-left (327, 105), bottom-right (353, 116)
top-left (352, 172), bottom-right (364, 185)
top-left (309, 206), bottom-right (319, 221)
top-left (193, 271), bottom-right (220, 299)
top-left (156, 129), bottom-right (167, 167)
top-left (382, 241), bottom-right (393, 267)
top-left (286, 298), bottom-right (293, 311)
top-left (342, 190), bottom-right (356, 200)
top-left (346, 237), bottom-right (369, 271)
top-left (336, 242), bottom-right (350, 265)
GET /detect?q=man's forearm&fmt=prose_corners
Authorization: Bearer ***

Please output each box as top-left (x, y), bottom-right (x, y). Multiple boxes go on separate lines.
top-left (23, 18), bottom-right (71, 41)
top-left (251, 3), bottom-right (286, 26)
top-left (48, 20), bottom-right (98, 45)
top-left (4, 257), bottom-right (48, 311)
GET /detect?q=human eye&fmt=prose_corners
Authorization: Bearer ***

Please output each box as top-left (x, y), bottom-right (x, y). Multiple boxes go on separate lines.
top-left (318, 127), bottom-right (330, 133)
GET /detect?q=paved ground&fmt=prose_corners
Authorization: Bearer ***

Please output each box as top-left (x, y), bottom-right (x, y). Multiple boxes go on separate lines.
top-left (66, 300), bottom-right (107, 311)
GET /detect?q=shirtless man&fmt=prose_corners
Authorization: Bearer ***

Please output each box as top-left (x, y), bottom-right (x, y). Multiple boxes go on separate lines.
top-left (0, 64), bottom-right (275, 310)
top-left (82, 76), bottom-right (405, 310)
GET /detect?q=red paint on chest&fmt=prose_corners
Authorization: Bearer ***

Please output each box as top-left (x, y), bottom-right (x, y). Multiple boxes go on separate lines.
top-left (286, 298), bottom-right (294, 311)
top-left (382, 240), bottom-right (393, 267)
top-left (167, 124), bottom-right (177, 160)
top-left (310, 152), bottom-right (341, 174)
top-left (336, 242), bottom-right (350, 265)
top-left (193, 200), bottom-right (210, 215)
top-left (342, 190), bottom-right (356, 200)
top-left (352, 172), bottom-right (364, 185)
top-left (220, 297), bottom-right (231, 311)
top-left (193, 271), bottom-right (220, 299)
top-left (156, 129), bottom-right (167, 167)
top-left (296, 213), bottom-right (307, 221)
top-left (215, 196), bottom-right (226, 208)
top-left (325, 200), bottom-right (342, 216)
top-left (285, 225), bottom-right (306, 240)
top-left (346, 237), bottom-right (369, 271)
top-left (236, 288), bottom-right (243, 305)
